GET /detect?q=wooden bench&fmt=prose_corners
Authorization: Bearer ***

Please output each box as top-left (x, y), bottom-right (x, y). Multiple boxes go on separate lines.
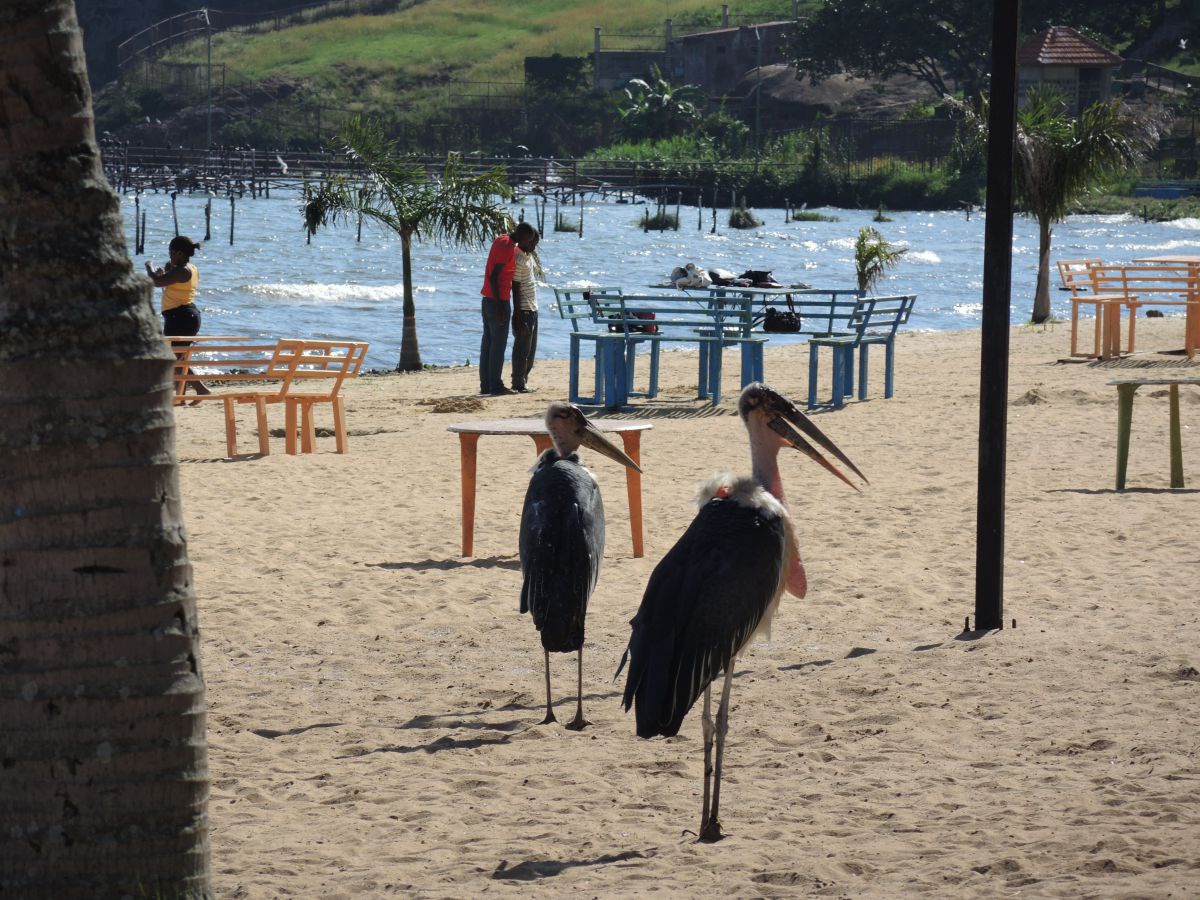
top-left (169, 337), bottom-right (368, 457)
top-left (1064, 262), bottom-right (1200, 360)
top-left (591, 293), bottom-right (765, 407)
top-left (1057, 258), bottom-right (1102, 291)
top-left (1109, 378), bottom-right (1200, 489)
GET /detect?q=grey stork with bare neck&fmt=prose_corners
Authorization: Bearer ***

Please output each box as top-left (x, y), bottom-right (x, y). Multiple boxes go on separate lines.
top-left (618, 383), bottom-right (866, 841)
top-left (519, 402), bottom-right (641, 729)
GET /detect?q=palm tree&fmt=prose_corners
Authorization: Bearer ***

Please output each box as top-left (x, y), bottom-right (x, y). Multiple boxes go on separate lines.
top-left (303, 117), bottom-right (515, 371)
top-left (854, 226), bottom-right (907, 293)
top-left (618, 65), bottom-right (705, 140)
top-left (0, 1), bottom-right (210, 896)
top-left (954, 89), bottom-right (1168, 322)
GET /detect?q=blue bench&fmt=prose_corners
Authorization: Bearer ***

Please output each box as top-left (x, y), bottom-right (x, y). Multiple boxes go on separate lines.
top-left (551, 286), bottom-right (660, 405)
top-left (593, 293), bottom-right (764, 408)
top-left (807, 294), bottom-right (917, 409)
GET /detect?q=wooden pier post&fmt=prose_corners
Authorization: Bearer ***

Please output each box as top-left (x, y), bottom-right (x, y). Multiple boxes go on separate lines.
top-left (134, 195), bottom-right (142, 254)
top-left (204, 197), bottom-right (212, 242)
top-left (229, 195), bottom-right (236, 246)
top-left (578, 192), bottom-right (584, 239)
top-left (675, 191), bottom-right (681, 232)
top-left (170, 191), bottom-right (179, 236)
top-left (139, 211), bottom-right (146, 255)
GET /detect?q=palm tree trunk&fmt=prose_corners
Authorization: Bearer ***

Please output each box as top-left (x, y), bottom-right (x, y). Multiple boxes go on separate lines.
top-left (397, 229), bottom-right (423, 371)
top-left (1032, 217), bottom-right (1053, 324)
top-left (0, 2), bottom-right (210, 897)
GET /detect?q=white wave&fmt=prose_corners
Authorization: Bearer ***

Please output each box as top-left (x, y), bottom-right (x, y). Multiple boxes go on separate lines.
top-left (787, 240), bottom-right (823, 252)
top-left (241, 282), bottom-right (435, 302)
top-left (1118, 237), bottom-right (1200, 252)
top-left (905, 249), bottom-right (942, 264)
top-left (1076, 213), bottom-right (1137, 225)
top-left (1164, 218), bottom-right (1200, 232)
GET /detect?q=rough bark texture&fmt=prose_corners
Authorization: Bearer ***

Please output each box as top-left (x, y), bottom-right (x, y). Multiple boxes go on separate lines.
top-left (398, 230), bottom-right (422, 371)
top-left (1033, 218), bottom-right (1052, 324)
top-left (0, 1), bottom-right (211, 897)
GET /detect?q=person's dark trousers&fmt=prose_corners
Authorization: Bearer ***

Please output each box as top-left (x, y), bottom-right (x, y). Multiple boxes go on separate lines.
top-left (480, 296), bottom-right (511, 393)
top-left (511, 308), bottom-right (538, 390)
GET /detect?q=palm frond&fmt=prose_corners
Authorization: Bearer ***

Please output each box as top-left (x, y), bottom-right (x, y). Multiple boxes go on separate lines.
top-left (300, 116), bottom-right (518, 370)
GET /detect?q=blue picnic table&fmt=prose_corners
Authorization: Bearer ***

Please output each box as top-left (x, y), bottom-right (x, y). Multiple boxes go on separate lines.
top-left (552, 284), bottom-right (914, 409)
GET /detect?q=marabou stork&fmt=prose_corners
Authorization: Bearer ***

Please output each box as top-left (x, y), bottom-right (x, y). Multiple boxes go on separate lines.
top-left (618, 383), bottom-right (866, 841)
top-left (520, 402), bottom-right (641, 729)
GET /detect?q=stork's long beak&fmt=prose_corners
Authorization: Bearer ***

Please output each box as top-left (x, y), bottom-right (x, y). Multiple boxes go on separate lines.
top-left (578, 423), bottom-right (642, 473)
top-left (766, 397), bottom-right (867, 491)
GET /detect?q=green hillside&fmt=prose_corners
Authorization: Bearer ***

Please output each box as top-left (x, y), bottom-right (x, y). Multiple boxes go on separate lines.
top-left (158, 0), bottom-right (795, 112)
top-left (99, 0), bottom-right (1193, 169)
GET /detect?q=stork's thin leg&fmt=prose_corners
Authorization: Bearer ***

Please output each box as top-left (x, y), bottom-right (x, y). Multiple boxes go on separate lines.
top-left (700, 683), bottom-right (715, 835)
top-left (700, 662), bottom-right (736, 843)
top-left (539, 650), bottom-right (556, 725)
top-left (565, 649), bottom-right (591, 731)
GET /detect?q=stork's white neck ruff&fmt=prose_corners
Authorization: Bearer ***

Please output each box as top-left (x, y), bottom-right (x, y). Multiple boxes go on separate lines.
top-left (695, 474), bottom-right (788, 519)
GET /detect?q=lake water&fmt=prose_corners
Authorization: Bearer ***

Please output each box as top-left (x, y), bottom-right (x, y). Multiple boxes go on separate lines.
top-left (123, 190), bottom-right (1200, 370)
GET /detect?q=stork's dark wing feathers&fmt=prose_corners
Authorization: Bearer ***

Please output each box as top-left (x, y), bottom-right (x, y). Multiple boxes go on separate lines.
top-left (621, 497), bottom-right (786, 738)
top-left (519, 455), bottom-right (605, 653)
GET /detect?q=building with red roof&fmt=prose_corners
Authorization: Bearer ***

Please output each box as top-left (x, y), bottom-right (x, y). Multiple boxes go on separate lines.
top-left (1018, 26), bottom-right (1124, 114)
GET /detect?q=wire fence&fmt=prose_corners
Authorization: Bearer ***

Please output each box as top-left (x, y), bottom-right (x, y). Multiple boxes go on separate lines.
top-left (117, 0), bottom-right (414, 71)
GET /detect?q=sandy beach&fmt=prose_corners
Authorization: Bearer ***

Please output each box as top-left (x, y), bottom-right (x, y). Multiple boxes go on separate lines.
top-left (174, 319), bottom-right (1200, 898)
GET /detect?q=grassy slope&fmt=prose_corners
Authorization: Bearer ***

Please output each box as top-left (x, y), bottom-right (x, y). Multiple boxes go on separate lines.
top-left (162, 0), bottom-right (797, 108)
top-left (159, 0), bottom-right (796, 112)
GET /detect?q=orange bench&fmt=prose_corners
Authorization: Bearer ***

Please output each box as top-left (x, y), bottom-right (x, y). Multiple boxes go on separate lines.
top-left (169, 337), bottom-right (368, 456)
top-left (1061, 262), bottom-right (1200, 360)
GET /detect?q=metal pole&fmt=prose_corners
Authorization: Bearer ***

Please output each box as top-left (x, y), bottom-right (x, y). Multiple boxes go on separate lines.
top-left (203, 9), bottom-right (212, 151)
top-left (754, 28), bottom-right (762, 173)
top-left (974, 0), bottom-right (1021, 632)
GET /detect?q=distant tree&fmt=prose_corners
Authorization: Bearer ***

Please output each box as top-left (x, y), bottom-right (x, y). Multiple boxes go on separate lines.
top-left (618, 65), bottom-right (705, 140)
top-left (952, 88), bottom-right (1169, 322)
top-left (789, 0), bottom-right (992, 99)
top-left (0, 0), bottom-right (209, 895)
top-left (789, 0), bottom-right (1154, 101)
top-left (303, 116), bottom-right (515, 370)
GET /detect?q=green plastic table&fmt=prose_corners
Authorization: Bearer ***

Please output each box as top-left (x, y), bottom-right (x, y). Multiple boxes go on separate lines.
top-left (1109, 378), bottom-right (1200, 490)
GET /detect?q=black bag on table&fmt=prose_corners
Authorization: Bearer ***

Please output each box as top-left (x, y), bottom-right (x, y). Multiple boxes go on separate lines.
top-left (740, 269), bottom-right (783, 289)
top-left (762, 296), bottom-right (801, 333)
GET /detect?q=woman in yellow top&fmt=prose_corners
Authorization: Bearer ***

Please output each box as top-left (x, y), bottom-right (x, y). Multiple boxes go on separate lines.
top-left (146, 235), bottom-right (210, 397)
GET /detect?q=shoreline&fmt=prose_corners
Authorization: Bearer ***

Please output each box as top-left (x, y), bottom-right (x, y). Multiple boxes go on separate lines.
top-left (177, 321), bottom-right (1200, 897)
top-left (361, 306), bottom-right (1196, 375)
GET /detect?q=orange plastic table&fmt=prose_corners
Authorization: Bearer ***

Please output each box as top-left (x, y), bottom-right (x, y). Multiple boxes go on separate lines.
top-left (446, 418), bottom-right (652, 558)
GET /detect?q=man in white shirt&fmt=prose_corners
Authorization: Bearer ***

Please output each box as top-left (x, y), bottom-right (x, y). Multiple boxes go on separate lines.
top-left (510, 236), bottom-right (541, 393)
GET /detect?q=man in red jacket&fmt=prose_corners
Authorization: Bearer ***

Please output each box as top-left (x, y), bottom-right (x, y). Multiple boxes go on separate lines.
top-left (480, 221), bottom-right (539, 395)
